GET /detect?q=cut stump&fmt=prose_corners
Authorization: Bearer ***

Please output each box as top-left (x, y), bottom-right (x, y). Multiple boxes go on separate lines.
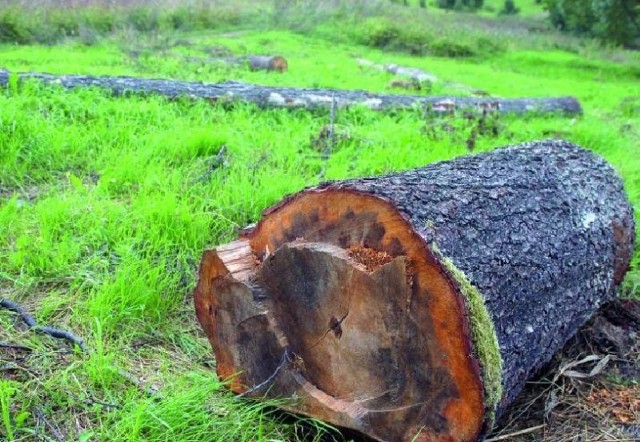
top-left (194, 140), bottom-right (635, 442)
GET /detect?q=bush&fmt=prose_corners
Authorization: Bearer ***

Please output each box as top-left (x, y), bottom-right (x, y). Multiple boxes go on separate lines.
top-left (429, 39), bottom-right (477, 57)
top-left (499, 0), bottom-right (520, 15)
top-left (358, 17), bottom-right (403, 48)
top-left (437, 0), bottom-right (484, 10)
top-left (545, 0), bottom-right (640, 46)
top-left (0, 8), bottom-right (34, 44)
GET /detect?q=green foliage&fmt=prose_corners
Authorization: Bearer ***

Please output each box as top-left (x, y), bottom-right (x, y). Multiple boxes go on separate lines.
top-left (437, 0), bottom-right (484, 10)
top-left (545, 0), bottom-right (640, 46)
top-left (354, 16), bottom-right (504, 57)
top-left (0, 7), bottom-right (33, 44)
top-left (499, 0), bottom-right (520, 15)
top-left (0, 4), bottom-right (250, 45)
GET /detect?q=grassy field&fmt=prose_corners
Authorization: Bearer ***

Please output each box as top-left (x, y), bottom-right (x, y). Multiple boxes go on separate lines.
top-left (1, 1), bottom-right (639, 441)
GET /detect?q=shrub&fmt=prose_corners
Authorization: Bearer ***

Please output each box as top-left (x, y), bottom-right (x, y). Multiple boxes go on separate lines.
top-left (126, 7), bottom-right (161, 32)
top-left (429, 39), bottom-right (477, 57)
top-left (437, 0), bottom-right (484, 10)
top-left (359, 17), bottom-right (402, 48)
top-left (545, 0), bottom-right (640, 46)
top-left (0, 7), bottom-right (34, 44)
top-left (499, 0), bottom-right (520, 15)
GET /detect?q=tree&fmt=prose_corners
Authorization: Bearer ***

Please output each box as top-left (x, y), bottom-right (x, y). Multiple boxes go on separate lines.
top-left (500, 0), bottom-right (520, 15)
top-left (545, 0), bottom-right (640, 46)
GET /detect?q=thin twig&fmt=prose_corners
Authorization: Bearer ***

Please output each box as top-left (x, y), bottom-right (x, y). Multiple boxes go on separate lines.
top-left (117, 369), bottom-right (162, 399)
top-left (326, 93), bottom-right (337, 160)
top-left (35, 325), bottom-right (85, 350)
top-left (318, 93), bottom-right (337, 180)
top-left (485, 424), bottom-right (546, 441)
top-left (34, 407), bottom-right (65, 442)
top-left (1, 298), bottom-right (85, 350)
top-left (0, 341), bottom-right (33, 351)
top-left (86, 395), bottom-right (122, 410)
top-left (1, 298), bottom-right (37, 327)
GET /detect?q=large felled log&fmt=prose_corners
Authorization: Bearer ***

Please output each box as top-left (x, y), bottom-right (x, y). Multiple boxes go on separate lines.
top-left (0, 69), bottom-right (581, 114)
top-left (194, 140), bottom-right (635, 442)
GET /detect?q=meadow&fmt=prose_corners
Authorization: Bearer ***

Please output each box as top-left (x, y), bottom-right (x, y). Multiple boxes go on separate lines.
top-left (0, 1), bottom-right (639, 441)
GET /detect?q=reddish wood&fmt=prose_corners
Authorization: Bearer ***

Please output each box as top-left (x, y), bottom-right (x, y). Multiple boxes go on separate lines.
top-left (194, 192), bottom-right (485, 442)
top-left (194, 141), bottom-right (634, 442)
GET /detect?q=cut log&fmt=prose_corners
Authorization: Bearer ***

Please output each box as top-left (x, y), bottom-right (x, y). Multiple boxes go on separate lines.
top-left (247, 55), bottom-right (288, 72)
top-left (0, 70), bottom-right (581, 115)
top-left (194, 139), bottom-right (635, 442)
top-left (358, 58), bottom-right (486, 95)
top-left (358, 58), bottom-right (439, 83)
top-left (184, 54), bottom-right (288, 73)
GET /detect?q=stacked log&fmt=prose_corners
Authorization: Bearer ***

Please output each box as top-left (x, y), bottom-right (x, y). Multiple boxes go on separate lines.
top-left (194, 140), bottom-right (634, 442)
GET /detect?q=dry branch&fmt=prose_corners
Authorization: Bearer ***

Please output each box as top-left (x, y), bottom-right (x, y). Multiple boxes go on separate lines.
top-left (0, 70), bottom-right (582, 115)
top-left (194, 140), bottom-right (634, 442)
top-left (0, 298), bottom-right (85, 350)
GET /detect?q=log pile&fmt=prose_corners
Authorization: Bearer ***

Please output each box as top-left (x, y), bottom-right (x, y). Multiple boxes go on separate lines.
top-left (0, 70), bottom-right (581, 114)
top-left (193, 140), bottom-right (634, 442)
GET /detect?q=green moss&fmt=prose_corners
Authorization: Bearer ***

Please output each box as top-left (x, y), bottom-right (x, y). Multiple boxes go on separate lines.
top-left (431, 242), bottom-right (503, 428)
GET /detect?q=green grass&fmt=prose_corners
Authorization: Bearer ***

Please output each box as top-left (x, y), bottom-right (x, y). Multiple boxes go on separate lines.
top-left (0, 2), bottom-right (639, 441)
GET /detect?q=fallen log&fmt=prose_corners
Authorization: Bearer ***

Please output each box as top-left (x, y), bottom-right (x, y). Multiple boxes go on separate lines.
top-left (193, 139), bottom-right (634, 442)
top-left (185, 54), bottom-right (288, 72)
top-left (0, 70), bottom-right (581, 114)
top-left (357, 58), bottom-right (439, 83)
top-left (358, 58), bottom-right (487, 95)
top-left (247, 55), bottom-right (288, 72)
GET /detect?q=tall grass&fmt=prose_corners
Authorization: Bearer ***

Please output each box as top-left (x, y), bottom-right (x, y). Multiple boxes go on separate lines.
top-left (0, 0), bottom-right (614, 55)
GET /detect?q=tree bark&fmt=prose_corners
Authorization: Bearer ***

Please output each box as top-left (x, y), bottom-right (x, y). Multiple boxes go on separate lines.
top-left (193, 139), bottom-right (635, 442)
top-left (0, 70), bottom-right (581, 115)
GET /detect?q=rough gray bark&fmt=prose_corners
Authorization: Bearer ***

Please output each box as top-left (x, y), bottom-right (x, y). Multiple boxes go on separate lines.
top-left (0, 69), bottom-right (582, 114)
top-left (308, 139), bottom-right (635, 416)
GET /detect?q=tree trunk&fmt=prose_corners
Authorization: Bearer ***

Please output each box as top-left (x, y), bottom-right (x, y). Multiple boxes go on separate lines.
top-left (193, 140), bottom-right (635, 442)
top-left (0, 70), bottom-right (581, 115)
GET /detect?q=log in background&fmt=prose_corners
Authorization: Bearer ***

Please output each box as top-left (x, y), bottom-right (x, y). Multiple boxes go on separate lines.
top-left (0, 69), bottom-right (581, 115)
top-left (194, 139), bottom-right (635, 442)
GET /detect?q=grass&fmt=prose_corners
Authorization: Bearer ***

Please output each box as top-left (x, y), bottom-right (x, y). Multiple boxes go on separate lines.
top-left (0, 1), bottom-right (639, 441)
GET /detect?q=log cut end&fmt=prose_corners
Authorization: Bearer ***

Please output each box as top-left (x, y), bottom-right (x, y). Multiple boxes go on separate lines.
top-left (194, 189), bottom-right (502, 442)
top-left (248, 55), bottom-right (288, 72)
